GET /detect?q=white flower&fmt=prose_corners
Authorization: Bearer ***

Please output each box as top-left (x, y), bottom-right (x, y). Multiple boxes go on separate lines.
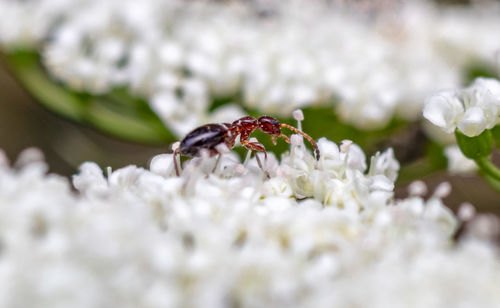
top-left (72, 162), bottom-right (108, 196)
top-left (424, 77), bottom-right (500, 137)
top-left (1, 143), bottom-right (500, 307)
top-left (457, 106), bottom-right (489, 136)
top-left (423, 90), bottom-right (464, 133)
top-left (471, 77), bottom-right (500, 100)
top-left (149, 153), bottom-right (176, 177)
top-left (368, 148), bottom-right (400, 182)
top-left (2, 0), bottom-right (500, 135)
top-left (444, 145), bottom-right (478, 175)
top-left (407, 180), bottom-right (428, 197)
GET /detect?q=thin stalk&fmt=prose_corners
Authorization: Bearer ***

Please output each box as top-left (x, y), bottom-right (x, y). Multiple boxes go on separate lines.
top-left (475, 156), bottom-right (500, 182)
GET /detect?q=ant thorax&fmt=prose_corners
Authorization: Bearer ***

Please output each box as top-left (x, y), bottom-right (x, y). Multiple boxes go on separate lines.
top-left (231, 116), bottom-right (259, 140)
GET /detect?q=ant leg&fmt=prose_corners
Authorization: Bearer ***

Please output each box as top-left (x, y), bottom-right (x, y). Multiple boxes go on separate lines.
top-left (243, 150), bottom-right (252, 166)
top-left (254, 151), bottom-right (270, 179)
top-left (241, 140), bottom-right (270, 178)
top-left (212, 143), bottom-right (229, 175)
top-left (211, 153), bottom-right (222, 174)
top-left (279, 134), bottom-right (290, 144)
top-left (241, 140), bottom-right (267, 160)
top-left (173, 149), bottom-right (181, 176)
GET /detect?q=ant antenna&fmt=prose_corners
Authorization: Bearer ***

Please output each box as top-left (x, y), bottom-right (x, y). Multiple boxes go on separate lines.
top-left (280, 123), bottom-right (320, 160)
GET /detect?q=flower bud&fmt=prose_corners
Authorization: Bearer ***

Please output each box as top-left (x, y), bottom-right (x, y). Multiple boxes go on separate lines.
top-left (455, 129), bottom-right (493, 159)
top-left (293, 109), bottom-right (304, 121)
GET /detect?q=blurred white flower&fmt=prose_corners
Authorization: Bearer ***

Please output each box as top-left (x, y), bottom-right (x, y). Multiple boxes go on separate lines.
top-left (423, 90), bottom-right (465, 133)
top-left (424, 77), bottom-right (500, 137)
top-left (2, 0), bottom-right (500, 135)
top-left (444, 145), bottom-right (478, 175)
top-left (407, 180), bottom-right (428, 197)
top-left (368, 148), bottom-right (400, 182)
top-left (1, 143), bottom-right (500, 307)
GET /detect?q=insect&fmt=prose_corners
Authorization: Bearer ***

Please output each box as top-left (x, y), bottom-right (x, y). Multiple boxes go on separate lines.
top-left (173, 115), bottom-right (320, 177)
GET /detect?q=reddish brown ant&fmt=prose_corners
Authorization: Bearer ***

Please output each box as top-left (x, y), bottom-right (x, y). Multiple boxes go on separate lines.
top-left (173, 115), bottom-right (320, 177)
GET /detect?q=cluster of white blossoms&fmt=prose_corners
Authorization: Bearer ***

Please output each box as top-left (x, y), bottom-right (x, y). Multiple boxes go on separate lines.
top-left (1, 135), bottom-right (500, 307)
top-left (1, 0), bottom-right (500, 135)
top-left (424, 77), bottom-right (500, 137)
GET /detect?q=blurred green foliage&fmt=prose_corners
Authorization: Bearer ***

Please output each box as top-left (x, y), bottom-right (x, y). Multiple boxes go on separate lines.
top-left (3, 51), bottom-right (173, 145)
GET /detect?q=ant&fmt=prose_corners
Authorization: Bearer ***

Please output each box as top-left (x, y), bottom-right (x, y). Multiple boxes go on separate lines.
top-left (173, 115), bottom-right (320, 177)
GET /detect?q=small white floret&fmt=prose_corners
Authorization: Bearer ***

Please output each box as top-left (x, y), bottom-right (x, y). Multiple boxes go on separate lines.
top-left (432, 182), bottom-right (452, 199)
top-left (408, 180), bottom-right (428, 197)
top-left (172, 141), bottom-right (180, 152)
top-left (458, 202), bottom-right (476, 221)
top-left (292, 109), bottom-right (304, 121)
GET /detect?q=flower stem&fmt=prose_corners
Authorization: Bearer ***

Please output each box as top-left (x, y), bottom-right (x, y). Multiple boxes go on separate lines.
top-left (475, 156), bottom-right (500, 182)
top-left (481, 172), bottom-right (500, 193)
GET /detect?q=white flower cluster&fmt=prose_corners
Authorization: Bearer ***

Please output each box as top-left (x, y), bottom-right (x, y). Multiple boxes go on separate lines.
top-left (1, 138), bottom-right (500, 307)
top-left (444, 145), bottom-right (478, 175)
top-left (424, 77), bottom-right (500, 137)
top-left (1, 0), bottom-right (500, 135)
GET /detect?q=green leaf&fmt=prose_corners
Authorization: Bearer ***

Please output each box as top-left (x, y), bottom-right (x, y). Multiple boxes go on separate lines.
top-left (2, 50), bottom-right (174, 145)
top-left (463, 60), bottom-right (499, 85)
top-left (455, 129), bottom-right (493, 160)
top-left (491, 126), bottom-right (500, 147)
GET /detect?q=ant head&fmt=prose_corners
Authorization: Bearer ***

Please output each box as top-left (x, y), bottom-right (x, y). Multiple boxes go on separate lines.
top-left (258, 116), bottom-right (282, 144)
top-left (258, 116), bottom-right (281, 135)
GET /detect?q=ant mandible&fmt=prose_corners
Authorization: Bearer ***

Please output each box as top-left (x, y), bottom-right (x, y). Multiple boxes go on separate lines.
top-left (173, 115), bottom-right (320, 177)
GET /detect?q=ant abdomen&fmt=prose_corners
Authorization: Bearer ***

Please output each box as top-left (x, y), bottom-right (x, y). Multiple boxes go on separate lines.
top-left (179, 124), bottom-right (230, 157)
